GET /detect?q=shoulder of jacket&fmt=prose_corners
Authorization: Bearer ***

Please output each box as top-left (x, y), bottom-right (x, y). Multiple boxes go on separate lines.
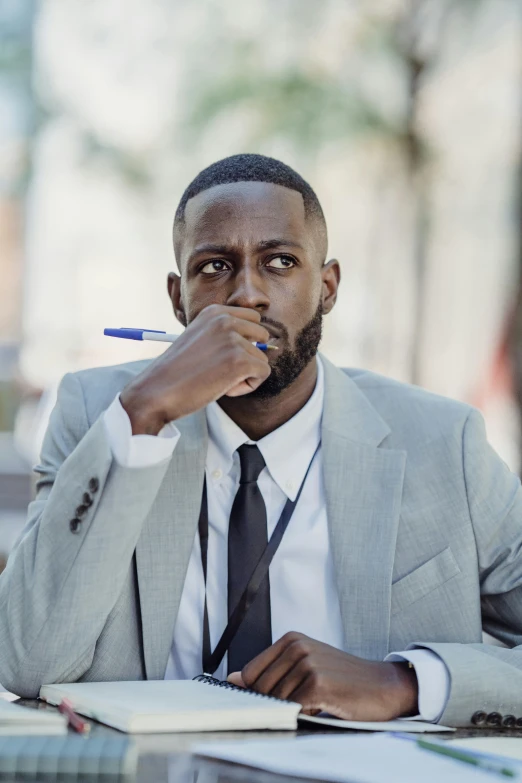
top-left (342, 366), bottom-right (476, 432)
top-left (66, 359), bottom-right (154, 425)
top-left (71, 358), bottom-right (153, 387)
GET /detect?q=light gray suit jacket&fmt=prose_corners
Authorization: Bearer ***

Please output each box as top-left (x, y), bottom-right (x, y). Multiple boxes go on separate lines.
top-left (1, 354), bottom-right (521, 725)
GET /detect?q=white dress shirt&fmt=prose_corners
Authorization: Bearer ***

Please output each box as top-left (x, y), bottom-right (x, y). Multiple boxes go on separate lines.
top-left (103, 356), bottom-right (450, 721)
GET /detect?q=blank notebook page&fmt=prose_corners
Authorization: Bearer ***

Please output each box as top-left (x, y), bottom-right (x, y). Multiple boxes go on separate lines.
top-left (40, 680), bottom-right (301, 733)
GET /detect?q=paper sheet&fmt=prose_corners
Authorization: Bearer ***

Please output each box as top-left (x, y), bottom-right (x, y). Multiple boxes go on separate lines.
top-left (0, 689), bottom-right (18, 703)
top-left (300, 714), bottom-right (455, 732)
top-left (446, 738), bottom-right (522, 762)
top-left (196, 734), bottom-right (514, 783)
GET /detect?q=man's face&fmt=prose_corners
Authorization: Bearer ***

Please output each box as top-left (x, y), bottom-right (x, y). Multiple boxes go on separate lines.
top-left (169, 181), bottom-right (339, 396)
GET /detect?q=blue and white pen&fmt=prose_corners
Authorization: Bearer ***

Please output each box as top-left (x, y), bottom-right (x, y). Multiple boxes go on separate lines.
top-left (103, 327), bottom-right (278, 352)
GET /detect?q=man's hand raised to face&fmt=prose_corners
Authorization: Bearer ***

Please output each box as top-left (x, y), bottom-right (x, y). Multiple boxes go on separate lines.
top-left (120, 305), bottom-right (272, 436)
top-left (227, 632), bottom-right (419, 721)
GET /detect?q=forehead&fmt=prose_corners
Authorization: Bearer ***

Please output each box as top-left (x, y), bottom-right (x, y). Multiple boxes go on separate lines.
top-left (178, 181), bottom-right (310, 260)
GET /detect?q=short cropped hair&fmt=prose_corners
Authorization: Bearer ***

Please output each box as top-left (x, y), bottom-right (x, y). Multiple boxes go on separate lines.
top-left (174, 154), bottom-right (327, 240)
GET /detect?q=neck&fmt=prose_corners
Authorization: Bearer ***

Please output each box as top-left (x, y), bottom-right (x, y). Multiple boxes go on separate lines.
top-left (218, 357), bottom-right (318, 440)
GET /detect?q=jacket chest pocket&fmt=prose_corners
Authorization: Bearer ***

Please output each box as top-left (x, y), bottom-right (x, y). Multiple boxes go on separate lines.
top-left (391, 546), bottom-right (461, 616)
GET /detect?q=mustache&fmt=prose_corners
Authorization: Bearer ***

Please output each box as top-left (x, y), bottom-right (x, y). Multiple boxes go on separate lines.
top-left (259, 317), bottom-right (289, 341)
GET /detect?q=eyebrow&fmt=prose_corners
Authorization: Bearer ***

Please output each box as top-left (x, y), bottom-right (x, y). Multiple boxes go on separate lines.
top-left (256, 239), bottom-right (305, 251)
top-left (188, 238), bottom-right (305, 263)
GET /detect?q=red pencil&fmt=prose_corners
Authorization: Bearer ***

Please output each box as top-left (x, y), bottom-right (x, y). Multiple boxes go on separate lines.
top-left (58, 698), bottom-right (90, 734)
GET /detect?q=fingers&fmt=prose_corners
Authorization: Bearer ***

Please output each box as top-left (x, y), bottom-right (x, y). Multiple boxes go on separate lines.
top-left (261, 658), bottom-right (312, 702)
top-left (286, 672), bottom-right (327, 712)
top-left (239, 634), bottom-right (343, 712)
top-left (236, 334), bottom-right (271, 362)
top-left (246, 638), bottom-right (310, 695)
top-left (201, 304), bottom-right (267, 331)
top-left (224, 370), bottom-right (271, 398)
top-left (199, 305), bottom-right (271, 345)
top-left (230, 317), bottom-right (271, 345)
top-left (211, 305), bottom-right (264, 324)
top-left (228, 667), bottom-right (312, 708)
top-left (241, 632), bottom-right (308, 689)
top-left (223, 333), bottom-right (271, 398)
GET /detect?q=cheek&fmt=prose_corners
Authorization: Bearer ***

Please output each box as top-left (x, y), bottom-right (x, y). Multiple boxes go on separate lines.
top-left (277, 279), bottom-right (319, 326)
top-left (273, 293), bottom-right (318, 350)
top-left (181, 279), bottom-right (228, 324)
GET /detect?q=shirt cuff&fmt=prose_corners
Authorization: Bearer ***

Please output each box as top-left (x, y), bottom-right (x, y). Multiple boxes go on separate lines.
top-left (103, 393), bottom-right (180, 468)
top-left (385, 649), bottom-right (450, 723)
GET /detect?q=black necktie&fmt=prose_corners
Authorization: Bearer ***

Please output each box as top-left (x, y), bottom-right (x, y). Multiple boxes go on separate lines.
top-left (227, 444), bottom-right (272, 674)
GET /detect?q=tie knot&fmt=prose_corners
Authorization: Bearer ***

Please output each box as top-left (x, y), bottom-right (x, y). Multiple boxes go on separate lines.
top-left (237, 444), bottom-right (266, 484)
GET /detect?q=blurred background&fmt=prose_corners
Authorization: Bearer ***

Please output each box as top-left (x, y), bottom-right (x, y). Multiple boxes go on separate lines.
top-left (1, 0), bottom-right (522, 568)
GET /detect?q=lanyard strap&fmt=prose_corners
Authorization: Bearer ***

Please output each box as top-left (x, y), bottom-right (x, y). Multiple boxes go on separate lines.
top-left (199, 442), bottom-right (320, 675)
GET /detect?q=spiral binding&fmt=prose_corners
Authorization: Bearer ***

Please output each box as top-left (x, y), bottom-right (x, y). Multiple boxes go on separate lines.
top-left (193, 674), bottom-right (285, 703)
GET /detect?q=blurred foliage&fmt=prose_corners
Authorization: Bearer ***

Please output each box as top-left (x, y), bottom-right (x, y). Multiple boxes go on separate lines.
top-left (0, 39), bottom-right (31, 81)
top-left (0, 0), bottom-right (35, 197)
top-left (80, 132), bottom-right (154, 189)
top-left (0, 0), bottom-right (33, 80)
top-left (184, 60), bottom-right (403, 153)
top-left (181, 0), bottom-right (481, 157)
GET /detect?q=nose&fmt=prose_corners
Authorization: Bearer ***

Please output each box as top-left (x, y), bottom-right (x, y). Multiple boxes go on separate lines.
top-left (226, 264), bottom-right (270, 312)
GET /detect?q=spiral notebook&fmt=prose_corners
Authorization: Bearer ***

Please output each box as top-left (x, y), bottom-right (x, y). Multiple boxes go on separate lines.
top-left (40, 676), bottom-right (454, 734)
top-left (39, 677), bottom-right (302, 733)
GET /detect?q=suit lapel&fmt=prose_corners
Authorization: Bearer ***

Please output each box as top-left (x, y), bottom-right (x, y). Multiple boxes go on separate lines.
top-left (321, 356), bottom-right (406, 661)
top-left (136, 409), bottom-right (208, 680)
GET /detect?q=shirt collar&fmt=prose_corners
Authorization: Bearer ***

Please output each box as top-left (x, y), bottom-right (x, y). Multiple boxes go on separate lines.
top-left (205, 356), bottom-right (324, 501)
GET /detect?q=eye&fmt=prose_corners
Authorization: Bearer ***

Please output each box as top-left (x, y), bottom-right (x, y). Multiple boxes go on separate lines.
top-left (200, 260), bottom-right (229, 275)
top-left (266, 256), bottom-right (296, 269)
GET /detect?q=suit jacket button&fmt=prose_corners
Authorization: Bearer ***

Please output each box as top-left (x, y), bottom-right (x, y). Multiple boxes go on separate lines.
top-left (69, 518), bottom-right (81, 533)
top-left (486, 712), bottom-right (502, 727)
top-left (82, 492), bottom-right (93, 507)
top-left (88, 477), bottom-right (99, 493)
top-left (75, 504), bottom-right (88, 517)
top-left (471, 711), bottom-right (487, 726)
top-left (502, 715), bottom-right (516, 728)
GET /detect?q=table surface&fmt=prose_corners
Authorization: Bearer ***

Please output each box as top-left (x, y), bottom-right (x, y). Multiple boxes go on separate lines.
top-left (17, 699), bottom-right (522, 783)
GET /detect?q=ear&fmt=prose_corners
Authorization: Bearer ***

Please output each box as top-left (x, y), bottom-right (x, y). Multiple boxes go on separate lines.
top-left (167, 271), bottom-right (187, 327)
top-left (320, 258), bottom-right (341, 315)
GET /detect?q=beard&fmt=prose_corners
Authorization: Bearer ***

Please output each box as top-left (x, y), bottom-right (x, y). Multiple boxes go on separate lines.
top-left (247, 301), bottom-right (323, 400)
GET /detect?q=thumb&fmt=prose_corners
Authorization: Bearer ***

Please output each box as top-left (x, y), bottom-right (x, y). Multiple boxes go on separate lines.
top-left (227, 671), bottom-right (246, 688)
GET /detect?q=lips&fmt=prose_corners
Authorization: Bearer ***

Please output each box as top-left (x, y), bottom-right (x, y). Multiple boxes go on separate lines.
top-left (265, 332), bottom-right (281, 349)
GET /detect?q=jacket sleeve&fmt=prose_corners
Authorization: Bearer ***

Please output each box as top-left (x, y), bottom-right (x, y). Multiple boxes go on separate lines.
top-left (0, 372), bottom-right (172, 697)
top-left (413, 408), bottom-right (522, 727)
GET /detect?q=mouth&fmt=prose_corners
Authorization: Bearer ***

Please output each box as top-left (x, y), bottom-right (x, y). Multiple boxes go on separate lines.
top-left (260, 322), bottom-right (286, 353)
top-left (265, 334), bottom-right (283, 353)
